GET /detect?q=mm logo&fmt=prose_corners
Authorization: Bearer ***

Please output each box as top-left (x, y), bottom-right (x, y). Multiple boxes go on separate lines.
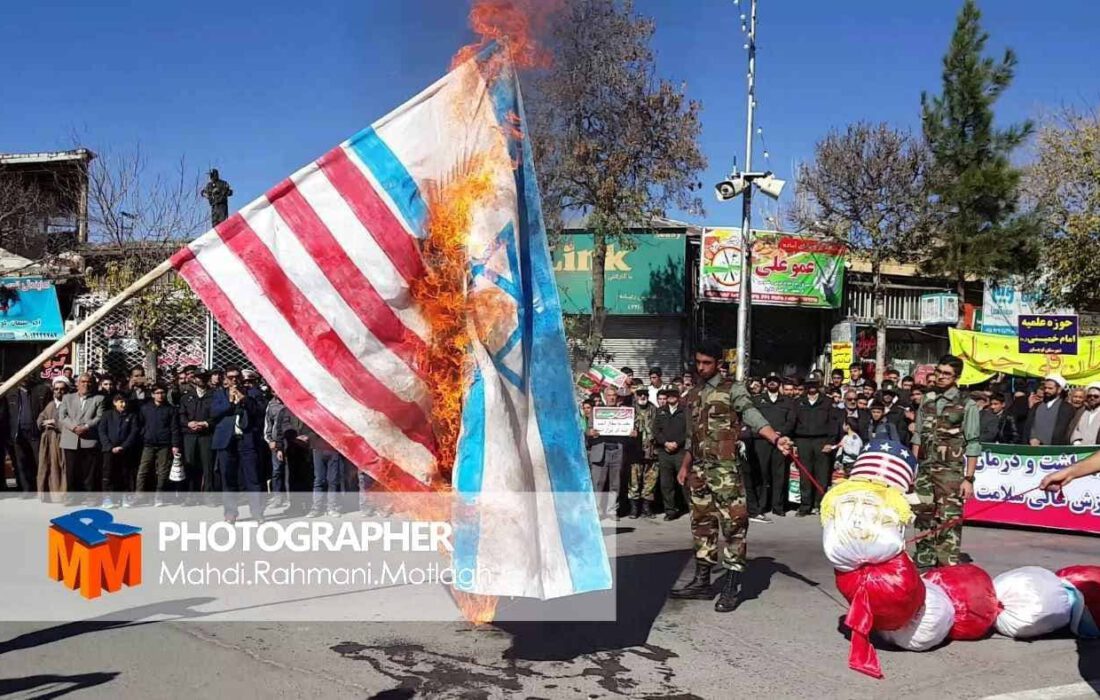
top-left (47, 509), bottom-right (142, 599)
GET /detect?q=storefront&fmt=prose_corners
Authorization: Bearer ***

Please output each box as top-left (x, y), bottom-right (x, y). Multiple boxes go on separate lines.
top-left (553, 226), bottom-right (689, 375)
top-left (696, 228), bottom-right (845, 377)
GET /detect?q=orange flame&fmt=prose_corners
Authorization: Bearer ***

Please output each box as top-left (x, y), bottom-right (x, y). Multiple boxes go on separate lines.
top-left (452, 0), bottom-right (559, 72)
top-left (403, 0), bottom-right (558, 626)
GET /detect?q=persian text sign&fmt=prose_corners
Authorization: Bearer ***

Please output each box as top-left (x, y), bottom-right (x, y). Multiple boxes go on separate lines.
top-left (949, 327), bottom-right (1100, 386)
top-left (0, 277), bottom-right (64, 341)
top-left (1019, 314), bottom-right (1078, 355)
top-left (592, 407), bottom-right (634, 437)
top-left (552, 233), bottom-right (685, 314)
top-left (966, 443), bottom-right (1100, 534)
top-left (700, 229), bottom-right (845, 308)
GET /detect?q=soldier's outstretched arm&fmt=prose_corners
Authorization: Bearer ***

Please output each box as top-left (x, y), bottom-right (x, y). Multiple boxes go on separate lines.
top-left (731, 381), bottom-right (791, 454)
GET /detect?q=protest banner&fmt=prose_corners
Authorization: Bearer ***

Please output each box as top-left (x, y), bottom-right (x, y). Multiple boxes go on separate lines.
top-left (592, 407), bottom-right (635, 437)
top-left (700, 229), bottom-right (846, 308)
top-left (967, 443), bottom-right (1100, 534)
top-left (949, 328), bottom-right (1100, 386)
top-left (831, 342), bottom-right (853, 380)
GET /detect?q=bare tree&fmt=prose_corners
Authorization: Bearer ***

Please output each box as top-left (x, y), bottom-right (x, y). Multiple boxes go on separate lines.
top-left (0, 170), bottom-right (60, 259)
top-left (792, 123), bottom-right (930, 382)
top-left (79, 144), bottom-right (207, 376)
top-left (1023, 106), bottom-right (1100, 310)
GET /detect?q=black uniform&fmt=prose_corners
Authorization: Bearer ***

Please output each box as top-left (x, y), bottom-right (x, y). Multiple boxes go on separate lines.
top-left (652, 403), bottom-right (688, 515)
top-left (792, 396), bottom-right (842, 514)
top-left (178, 388), bottom-right (217, 495)
top-left (749, 392), bottom-right (794, 515)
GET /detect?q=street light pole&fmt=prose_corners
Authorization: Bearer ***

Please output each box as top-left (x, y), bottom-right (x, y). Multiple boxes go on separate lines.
top-left (734, 0), bottom-right (757, 381)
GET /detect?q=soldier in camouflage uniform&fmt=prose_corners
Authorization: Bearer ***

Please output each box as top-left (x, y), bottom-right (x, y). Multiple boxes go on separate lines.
top-left (911, 354), bottom-right (981, 569)
top-left (627, 389), bottom-right (659, 518)
top-left (669, 339), bottom-right (793, 612)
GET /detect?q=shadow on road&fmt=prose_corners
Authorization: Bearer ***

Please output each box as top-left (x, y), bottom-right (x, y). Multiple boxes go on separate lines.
top-left (0, 597), bottom-right (214, 656)
top-left (1079, 638), bottom-right (1100, 692)
top-left (494, 548), bottom-right (692, 660)
top-left (0, 672), bottom-right (118, 698)
top-left (740, 555), bottom-right (821, 605)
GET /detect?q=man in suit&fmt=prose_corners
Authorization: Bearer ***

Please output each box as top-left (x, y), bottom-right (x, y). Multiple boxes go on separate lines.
top-left (749, 373), bottom-right (794, 520)
top-left (178, 369), bottom-right (217, 502)
top-left (3, 376), bottom-right (51, 494)
top-left (652, 388), bottom-right (688, 520)
top-left (58, 372), bottom-right (106, 504)
top-left (1023, 376), bottom-right (1077, 446)
top-left (1066, 383), bottom-right (1100, 446)
top-left (211, 366), bottom-right (264, 522)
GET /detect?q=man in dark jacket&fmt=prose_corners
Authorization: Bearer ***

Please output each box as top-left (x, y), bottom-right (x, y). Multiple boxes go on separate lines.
top-left (178, 369), bottom-right (217, 502)
top-left (792, 380), bottom-right (841, 516)
top-left (135, 385), bottom-right (182, 506)
top-left (1023, 377), bottom-right (1076, 446)
top-left (652, 388), bottom-right (688, 520)
top-left (98, 392), bottom-right (141, 507)
top-left (212, 367), bottom-right (265, 522)
top-left (981, 392), bottom-right (1020, 444)
top-left (3, 377), bottom-right (51, 494)
top-left (750, 373), bottom-right (794, 519)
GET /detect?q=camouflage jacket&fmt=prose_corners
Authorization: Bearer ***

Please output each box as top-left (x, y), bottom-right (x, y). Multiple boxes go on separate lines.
top-left (912, 386), bottom-right (981, 463)
top-left (633, 401), bottom-right (657, 459)
top-left (685, 374), bottom-right (770, 462)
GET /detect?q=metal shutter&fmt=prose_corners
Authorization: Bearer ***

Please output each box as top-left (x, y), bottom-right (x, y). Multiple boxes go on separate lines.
top-left (600, 316), bottom-right (685, 376)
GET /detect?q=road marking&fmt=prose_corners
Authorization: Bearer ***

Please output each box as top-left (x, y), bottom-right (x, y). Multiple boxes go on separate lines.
top-left (981, 681), bottom-right (1099, 700)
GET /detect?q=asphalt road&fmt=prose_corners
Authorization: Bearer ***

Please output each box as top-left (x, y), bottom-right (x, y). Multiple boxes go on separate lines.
top-left (1, 512), bottom-right (1097, 699)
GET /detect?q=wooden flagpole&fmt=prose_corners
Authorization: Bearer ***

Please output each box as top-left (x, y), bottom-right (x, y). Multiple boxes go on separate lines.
top-left (0, 257), bottom-right (176, 397)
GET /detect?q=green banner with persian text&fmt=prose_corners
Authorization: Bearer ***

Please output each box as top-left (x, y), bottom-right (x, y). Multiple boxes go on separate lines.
top-left (552, 233), bottom-right (685, 315)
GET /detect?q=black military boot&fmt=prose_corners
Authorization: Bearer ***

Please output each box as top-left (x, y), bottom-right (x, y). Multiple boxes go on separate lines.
top-left (714, 570), bottom-right (742, 613)
top-left (641, 500), bottom-right (655, 518)
top-left (629, 499), bottom-right (641, 519)
top-left (669, 561), bottom-right (714, 599)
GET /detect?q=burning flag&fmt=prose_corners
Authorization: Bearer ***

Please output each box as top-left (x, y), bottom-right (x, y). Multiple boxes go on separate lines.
top-left (170, 44), bottom-right (611, 600)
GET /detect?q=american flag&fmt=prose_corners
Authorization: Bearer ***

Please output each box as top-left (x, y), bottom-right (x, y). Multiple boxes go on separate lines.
top-left (848, 439), bottom-right (919, 492)
top-left (171, 47), bottom-right (611, 599)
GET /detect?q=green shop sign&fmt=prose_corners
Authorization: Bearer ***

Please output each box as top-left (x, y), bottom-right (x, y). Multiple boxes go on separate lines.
top-left (552, 233), bottom-right (685, 315)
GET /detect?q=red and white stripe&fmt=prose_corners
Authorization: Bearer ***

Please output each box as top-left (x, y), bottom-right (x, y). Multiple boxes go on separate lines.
top-left (171, 144), bottom-right (437, 492)
top-left (849, 455), bottom-right (915, 492)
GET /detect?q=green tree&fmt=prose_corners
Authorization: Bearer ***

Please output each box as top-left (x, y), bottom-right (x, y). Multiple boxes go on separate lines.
top-left (793, 123), bottom-right (930, 382)
top-left (527, 0), bottom-right (705, 364)
top-left (1024, 107), bottom-right (1100, 309)
top-left (920, 0), bottom-right (1039, 319)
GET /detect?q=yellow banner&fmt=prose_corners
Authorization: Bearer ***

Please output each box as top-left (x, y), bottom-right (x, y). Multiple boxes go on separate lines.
top-left (831, 341), bottom-right (853, 381)
top-left (949, 328), bottom-right (1100, 386)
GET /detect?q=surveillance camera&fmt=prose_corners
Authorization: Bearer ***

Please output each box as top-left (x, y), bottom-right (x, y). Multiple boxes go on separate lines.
top-left (715, 177), bottom-right (746, 202)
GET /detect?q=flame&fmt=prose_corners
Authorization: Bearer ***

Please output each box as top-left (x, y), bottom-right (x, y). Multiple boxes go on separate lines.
top-left (412, 159), bottom-right (495, 481)
top-left (452, 0), bottom-right (558, 73)
top-left (400, 0), bottom-right (558, 626)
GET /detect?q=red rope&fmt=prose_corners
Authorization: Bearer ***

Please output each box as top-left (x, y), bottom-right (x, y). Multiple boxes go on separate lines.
top-left (789, 451), bottom-right (828, 496)
top-left (905, 485), bottom-right (1048, 544)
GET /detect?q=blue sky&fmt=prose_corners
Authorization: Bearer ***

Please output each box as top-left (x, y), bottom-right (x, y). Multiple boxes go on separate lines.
top-left (3, 0), bottom-right (1098, 227)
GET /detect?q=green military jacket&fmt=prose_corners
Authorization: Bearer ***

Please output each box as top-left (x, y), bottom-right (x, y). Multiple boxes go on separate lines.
top-left (685, 374), bottom-right (770, 462)
top-left (633, 401), bottom-right (657, 460)
top-left (912, 386), bottom-right (981, 463)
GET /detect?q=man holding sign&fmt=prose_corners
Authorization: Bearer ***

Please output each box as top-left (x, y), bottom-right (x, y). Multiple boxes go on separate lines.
top-left (587, 385), bottom-right (635, 519)
top-left (670, 339), bottom-right (794, 613)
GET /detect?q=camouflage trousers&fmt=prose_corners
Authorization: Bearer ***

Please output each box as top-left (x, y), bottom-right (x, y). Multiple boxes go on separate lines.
top-left (627, 460), bottom-right (658, 501)
top-left (913, 461), bottom-right (964, 568)
top-left (686, 457), bottom-right (749, 572)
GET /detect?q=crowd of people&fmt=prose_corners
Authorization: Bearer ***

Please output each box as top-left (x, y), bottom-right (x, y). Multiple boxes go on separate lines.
top-left (0, 364), bottom-right (375, 522)
top-left (578, 361), bottom-right (1098, 523)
